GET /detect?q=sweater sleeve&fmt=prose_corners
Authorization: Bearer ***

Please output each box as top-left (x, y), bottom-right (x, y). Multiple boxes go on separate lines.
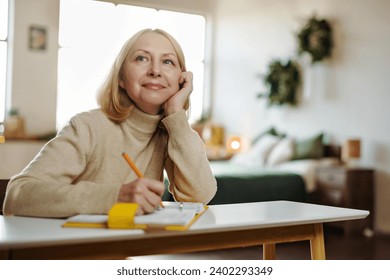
top-left (2, 114), bottom-right (120, 218)
top-left (162, 110), bottom-right (217, 204)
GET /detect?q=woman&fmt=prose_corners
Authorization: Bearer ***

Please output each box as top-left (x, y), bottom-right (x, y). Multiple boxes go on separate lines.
top-left (3, 29), bottom-right (217, 217)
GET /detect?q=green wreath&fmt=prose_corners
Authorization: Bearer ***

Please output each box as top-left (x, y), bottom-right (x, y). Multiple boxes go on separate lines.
top-left (298, 17), bottom-right (333, 63)
top-left (258, 60), bottom-right (300, 106)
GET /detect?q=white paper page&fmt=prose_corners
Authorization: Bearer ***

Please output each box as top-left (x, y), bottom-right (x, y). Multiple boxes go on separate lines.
top-left (66, 215), bottom-right (108, 224)
top-left (134, 208), bottom-right (198, 226)
top-left (162, 202), bottom-right (204, 213)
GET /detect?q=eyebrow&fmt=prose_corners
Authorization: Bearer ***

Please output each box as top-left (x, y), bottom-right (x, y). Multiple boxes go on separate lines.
top-left (133, 49), bottom-right (177, 57)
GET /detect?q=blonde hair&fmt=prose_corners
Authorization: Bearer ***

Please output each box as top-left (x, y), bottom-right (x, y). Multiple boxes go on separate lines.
top-left (97, 29), bottom-right (188, 123)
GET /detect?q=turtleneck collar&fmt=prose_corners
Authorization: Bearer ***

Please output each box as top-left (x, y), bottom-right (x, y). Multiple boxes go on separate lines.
top-left (124, 106), bottom-right (164, 135)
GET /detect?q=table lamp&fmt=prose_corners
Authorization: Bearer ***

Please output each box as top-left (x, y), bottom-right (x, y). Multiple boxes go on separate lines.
top-left (342, 139), bottom-right (361, 166)
top-left (226, 136), bottom-right (243, 154)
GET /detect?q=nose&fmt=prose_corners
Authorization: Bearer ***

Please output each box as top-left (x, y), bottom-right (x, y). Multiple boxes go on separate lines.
top-left (147, 61), bottom-right (161, 77)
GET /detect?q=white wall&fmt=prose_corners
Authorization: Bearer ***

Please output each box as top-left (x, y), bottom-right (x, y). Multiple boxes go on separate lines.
top-left (9, 0), bottom-right (59, 135)
top-left (0, 141), bottom-right (46, 178)
top-left (212, 0), bottom-right (390, 233)
top-left (102, 0), bottom-right (216, 14)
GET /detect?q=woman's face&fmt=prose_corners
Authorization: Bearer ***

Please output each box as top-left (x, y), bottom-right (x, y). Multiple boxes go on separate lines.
top-left (120, 32), bottom-right (182, 115)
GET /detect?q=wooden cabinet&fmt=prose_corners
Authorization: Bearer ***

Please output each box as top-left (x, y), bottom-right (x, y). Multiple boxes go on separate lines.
top-left (312, 166), bottom-right (374, 235)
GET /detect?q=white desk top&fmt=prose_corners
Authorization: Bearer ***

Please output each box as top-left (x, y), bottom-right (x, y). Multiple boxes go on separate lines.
top-left (0, 201), bottom-right (369, 250)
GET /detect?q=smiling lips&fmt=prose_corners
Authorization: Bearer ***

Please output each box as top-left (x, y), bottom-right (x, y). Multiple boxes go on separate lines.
top-left (143, 83), bottom-right (165, 90)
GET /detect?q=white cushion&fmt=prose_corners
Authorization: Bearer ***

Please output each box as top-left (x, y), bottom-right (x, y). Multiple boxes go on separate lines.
top-left (266, 137), bottom-right (294, 166)
top-left (231, 134), bottom-right (281, 167)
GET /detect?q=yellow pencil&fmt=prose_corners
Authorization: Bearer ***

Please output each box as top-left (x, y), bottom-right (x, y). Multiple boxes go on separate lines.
top-left (122, 152), bottom-right (164, 208)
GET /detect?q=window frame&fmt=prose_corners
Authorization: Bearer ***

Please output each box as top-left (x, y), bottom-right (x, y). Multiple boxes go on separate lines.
top-left (57, 0), bottom-right (213, 128)
top-left (0, 0), bottom-right (11, 124)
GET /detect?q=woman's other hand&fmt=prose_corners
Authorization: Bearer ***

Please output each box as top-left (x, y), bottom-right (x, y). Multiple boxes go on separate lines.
top-left (164, 71), bottom-right (193, 116)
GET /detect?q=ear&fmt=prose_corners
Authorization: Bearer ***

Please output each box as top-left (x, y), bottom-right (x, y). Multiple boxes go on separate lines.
top-left (119, 79), bottom-right (125, 89)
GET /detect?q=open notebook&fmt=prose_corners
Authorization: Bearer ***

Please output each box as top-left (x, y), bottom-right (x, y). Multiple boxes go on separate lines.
top-left (63, 202), bottom-right (207, 231)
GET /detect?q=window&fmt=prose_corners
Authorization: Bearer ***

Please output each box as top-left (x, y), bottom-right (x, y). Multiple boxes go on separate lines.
top-left (0, 0), bottom-right (9, 123)
top-left (57, 0), bottom-right (206, 129)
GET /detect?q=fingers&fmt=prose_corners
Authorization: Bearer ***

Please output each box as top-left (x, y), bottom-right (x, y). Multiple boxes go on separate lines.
top-left (164, 71), bottom-right (193, 115)
top-left (117, 178), bottom-right (165, 215)
top-left (179, 71), bottom-right (193, 90)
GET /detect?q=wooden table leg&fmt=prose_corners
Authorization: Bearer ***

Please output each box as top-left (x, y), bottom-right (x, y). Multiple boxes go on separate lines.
top-left (310, 223), bottom-right (326, 260)
top-left (263, 243), bottom-right (276, 260)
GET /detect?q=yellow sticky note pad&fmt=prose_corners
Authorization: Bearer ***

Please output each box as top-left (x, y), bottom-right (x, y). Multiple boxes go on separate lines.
top-left (108, 203), bottom-right (139, 229)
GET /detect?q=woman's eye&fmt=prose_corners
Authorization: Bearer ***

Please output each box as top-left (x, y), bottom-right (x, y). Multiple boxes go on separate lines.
top-left (136, 56), bottom-right (147, 62)
top-left (163, 59), bottom-right (174, 65)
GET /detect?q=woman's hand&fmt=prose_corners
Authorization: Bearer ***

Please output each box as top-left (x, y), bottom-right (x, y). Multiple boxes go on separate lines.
top-left (163, 71), bottom-right (193, 116)
top-left (117, 178), bottom-right (165, 215)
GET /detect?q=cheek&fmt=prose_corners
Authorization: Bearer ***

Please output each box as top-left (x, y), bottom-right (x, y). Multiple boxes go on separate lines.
top-left (168, 72), bottom-right (181, 90)
top-left (121, 70), bottom-right (140, 90)
top-left (121, 62), bottom-right (142, 83)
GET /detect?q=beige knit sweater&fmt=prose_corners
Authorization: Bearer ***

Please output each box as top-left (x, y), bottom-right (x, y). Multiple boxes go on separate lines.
top-left (3, 107), bottom-right (217, 217)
